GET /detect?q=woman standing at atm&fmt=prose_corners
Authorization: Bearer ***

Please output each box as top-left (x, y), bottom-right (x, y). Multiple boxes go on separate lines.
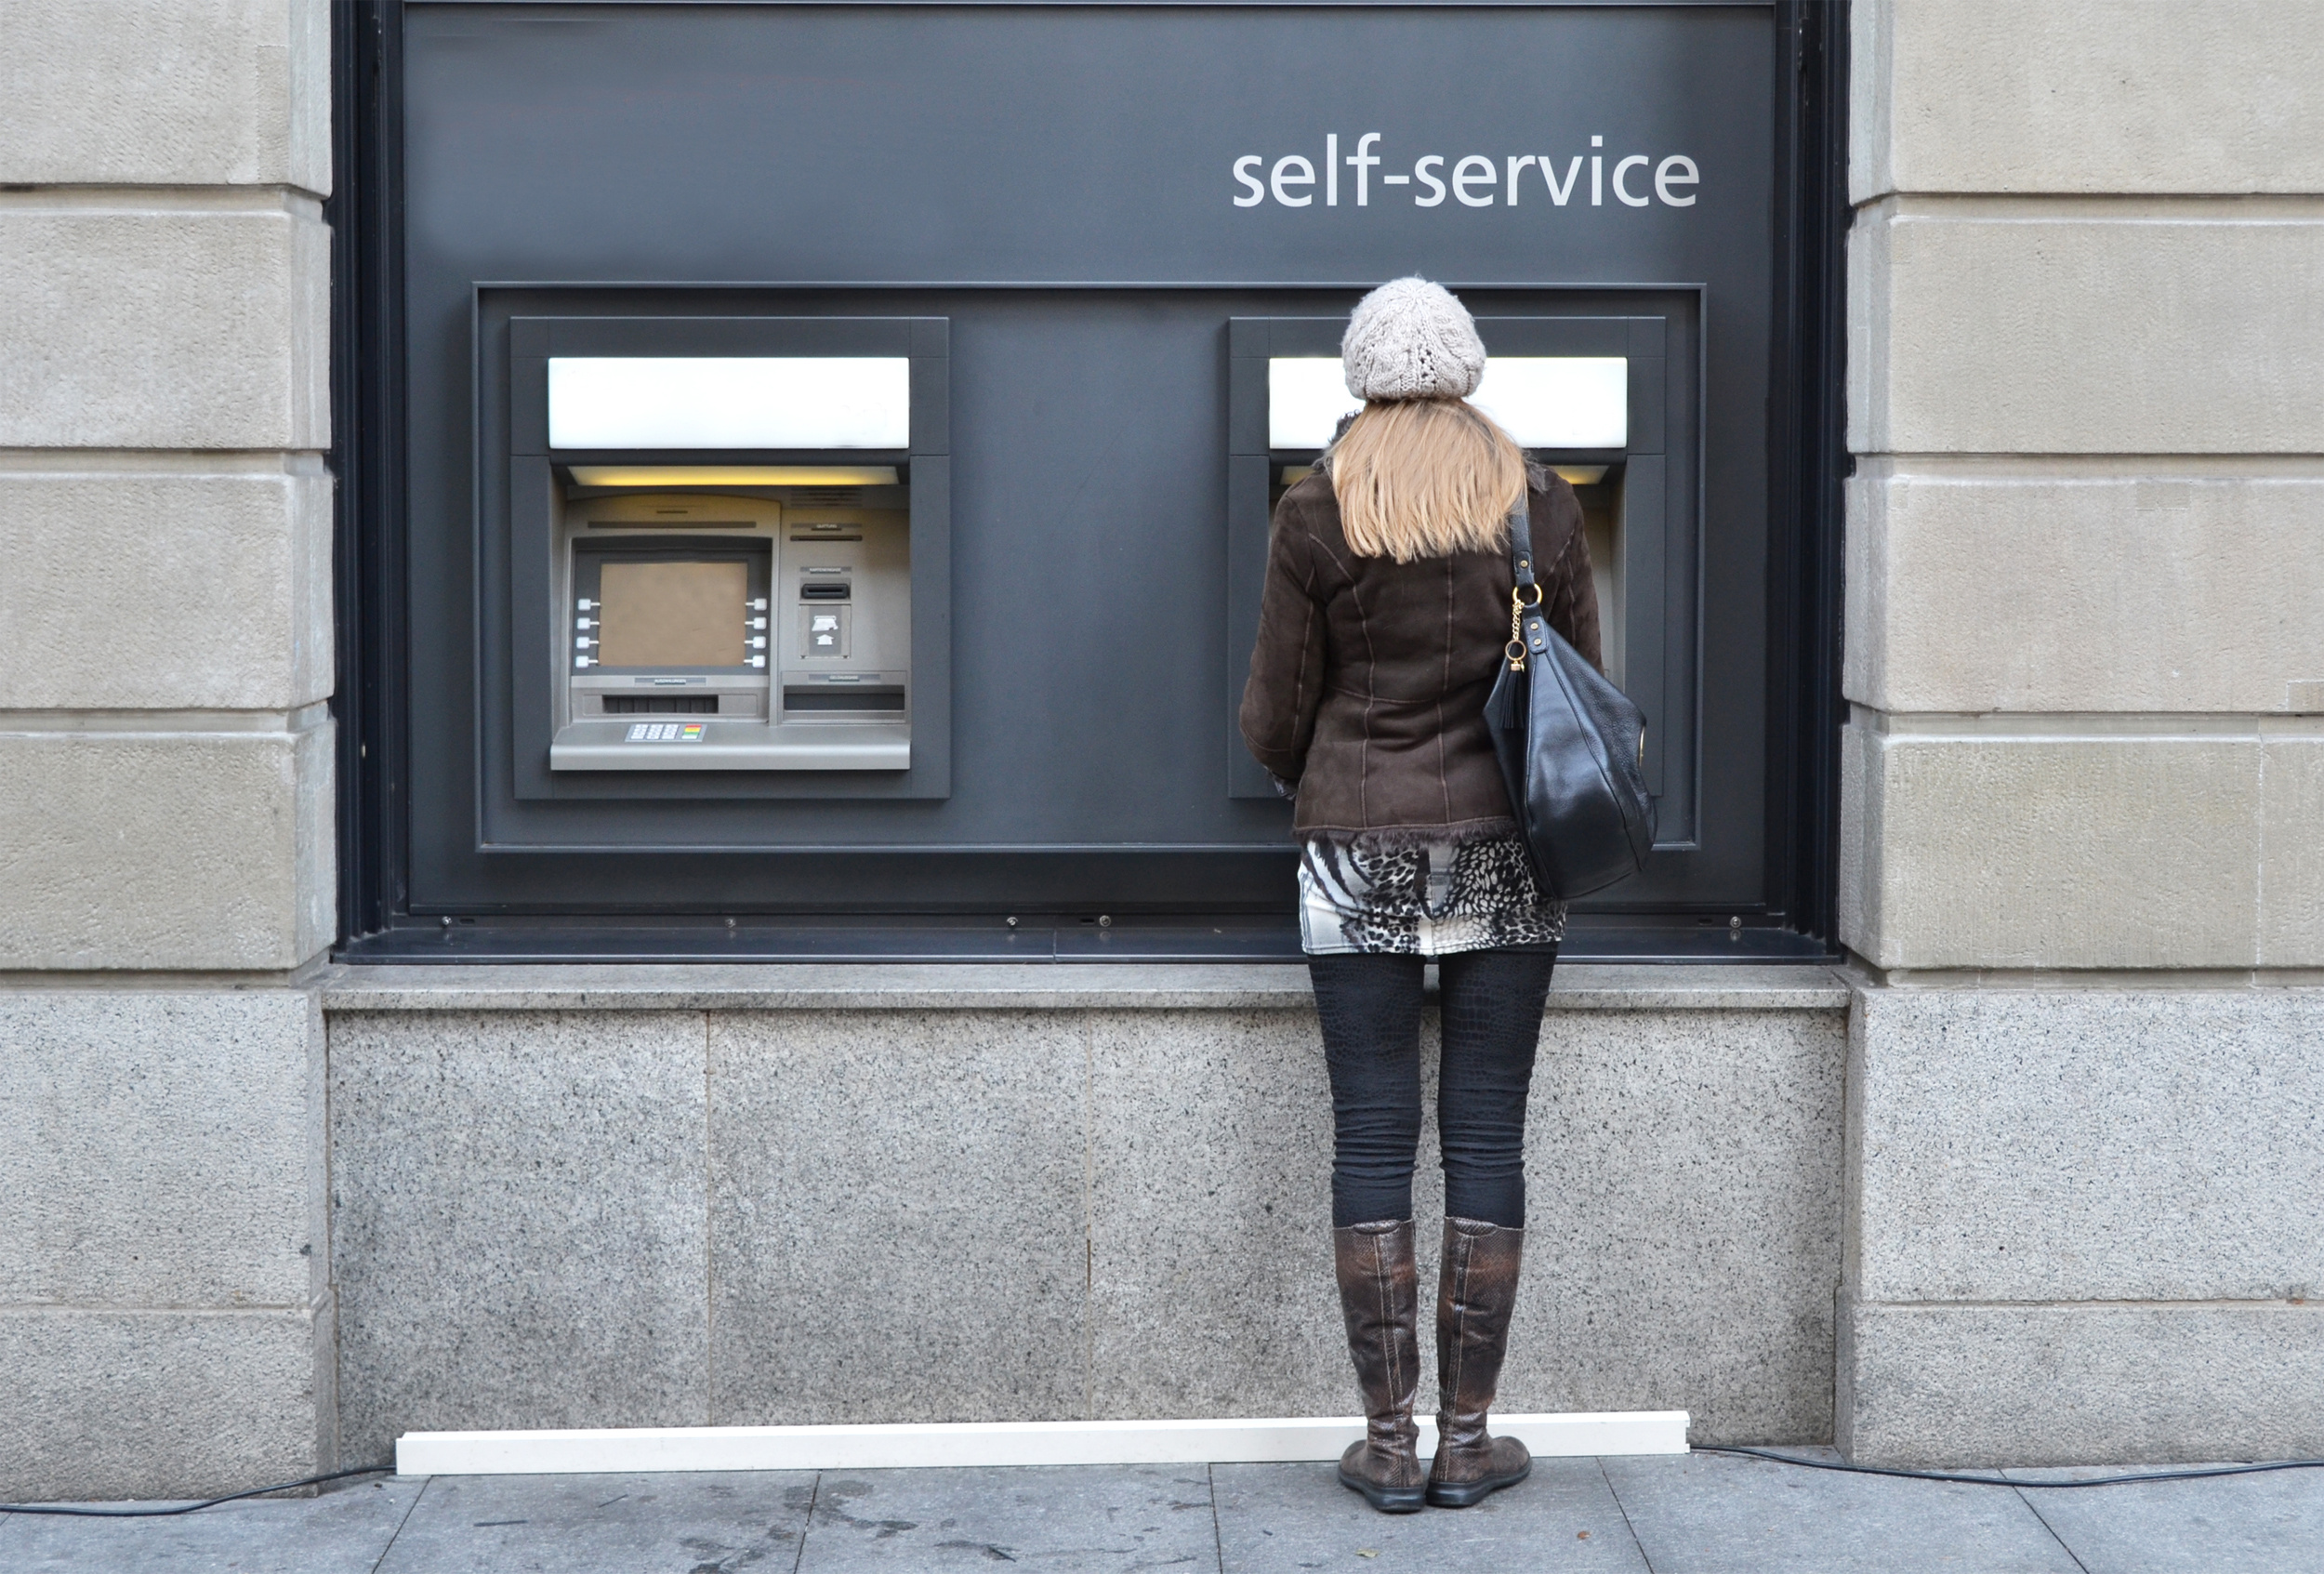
top-left (1239, 278), bottom-right (1601, 1514)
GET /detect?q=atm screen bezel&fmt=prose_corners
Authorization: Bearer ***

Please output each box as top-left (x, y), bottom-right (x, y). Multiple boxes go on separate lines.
top-left (570, 536), bottom-right (772, 677)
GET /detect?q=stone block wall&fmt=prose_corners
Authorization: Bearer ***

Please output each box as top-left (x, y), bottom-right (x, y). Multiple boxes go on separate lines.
top-left (0, 1), bottom-right (337, 1499)
top-left (1839, 0), bottom-right (2324, 1463)
top-left (320, 977), bottom-right (1847, 1468)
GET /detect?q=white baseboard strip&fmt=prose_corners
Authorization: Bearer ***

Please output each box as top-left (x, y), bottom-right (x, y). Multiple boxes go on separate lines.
top-left (395, 1410), bottom-right (1690, 1476)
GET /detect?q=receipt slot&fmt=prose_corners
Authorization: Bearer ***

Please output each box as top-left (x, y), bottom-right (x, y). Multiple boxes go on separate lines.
top-left (502, 315), bottom-right (951, 795)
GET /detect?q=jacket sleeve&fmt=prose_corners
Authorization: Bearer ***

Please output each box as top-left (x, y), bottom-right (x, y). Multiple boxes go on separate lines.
top-left (1238, 502), bottom-right (1329, 785)
top-left (1544, 490), bottom-right (1604, 674)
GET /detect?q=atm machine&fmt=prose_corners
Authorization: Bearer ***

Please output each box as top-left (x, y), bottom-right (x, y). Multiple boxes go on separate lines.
top-left (503, 327), bottom-right (947, 787)
top-left (548, 479), bottom-right (912, 771)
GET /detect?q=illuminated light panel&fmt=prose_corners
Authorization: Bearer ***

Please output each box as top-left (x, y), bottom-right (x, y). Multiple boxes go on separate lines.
top-left (566, 466), bottom-right (902, 488)
top-left (1552, 465), bottom-right (1611, 486)
top-left (548, 357), bottom-right (910, 450)
top-left (1268, 357), bottom-right (1629, 451)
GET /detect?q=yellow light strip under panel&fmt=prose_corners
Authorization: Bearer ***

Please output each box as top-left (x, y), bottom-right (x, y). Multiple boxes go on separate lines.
top-left (566, 465), bottom-right (901, 488)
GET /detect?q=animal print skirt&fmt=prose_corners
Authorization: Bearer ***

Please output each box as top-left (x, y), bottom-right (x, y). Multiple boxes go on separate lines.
top-left (1298, 834), bottom-right (1566, 956)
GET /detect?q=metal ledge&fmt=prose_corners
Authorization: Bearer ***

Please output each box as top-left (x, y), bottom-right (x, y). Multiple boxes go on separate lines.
top-left (321, 960), bottom-right (1850, 1013)
top-left (335, 920), bottom-right (1837, 966)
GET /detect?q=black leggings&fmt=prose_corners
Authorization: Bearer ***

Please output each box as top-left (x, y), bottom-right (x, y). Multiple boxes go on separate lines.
top-left (1309, 948), bottom-right (1556, 1230)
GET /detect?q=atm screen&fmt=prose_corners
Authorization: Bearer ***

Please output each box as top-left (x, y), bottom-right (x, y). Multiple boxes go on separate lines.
top-left (571, 538), bottom-right (770, 675)
top-left (597, 560), bottom-right (747, 668)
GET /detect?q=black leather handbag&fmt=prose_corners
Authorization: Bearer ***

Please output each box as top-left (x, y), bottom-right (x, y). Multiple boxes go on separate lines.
top-left (1482, 498), bottom-right (1656, 898)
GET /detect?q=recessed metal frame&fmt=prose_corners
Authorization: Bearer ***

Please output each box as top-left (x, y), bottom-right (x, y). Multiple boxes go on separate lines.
top-left (494, 310), bottom-right (954, 807)
top-left (327, 0), bottom-right (1849, 963)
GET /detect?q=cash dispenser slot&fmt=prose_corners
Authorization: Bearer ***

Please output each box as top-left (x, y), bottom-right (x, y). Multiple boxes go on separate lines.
top-left (785, 684), bottom-right (907, 712)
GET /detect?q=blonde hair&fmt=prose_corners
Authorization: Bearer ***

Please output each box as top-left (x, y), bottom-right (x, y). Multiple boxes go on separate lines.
top-left (1329, 398), bottom-right (1526, 562)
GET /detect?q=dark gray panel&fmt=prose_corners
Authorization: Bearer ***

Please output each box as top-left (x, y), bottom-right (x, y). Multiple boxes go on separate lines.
top-left (1623, 453), bottom-right (1670, 796)
top-left (909, 339), bottom-right (950, 454)
top-left (542, 315), bottom-right (913, 359)
top-left (396, 3), bottom-right (1776, 915)
top-left (508, 455), bottom-right (558, 792)
top-left (510, 358), bottom-right (548, 453)
top-left (1630, 354), bottom-right (1669, 454)
top-left (1475, 315), bottom-right (1631, 357)
top-left (1224, 452), bottom-right (1274, 799)
top-left (404, 5), bottom-right (1772, 287)
top-left (907, 453), bottom-right (954, 796)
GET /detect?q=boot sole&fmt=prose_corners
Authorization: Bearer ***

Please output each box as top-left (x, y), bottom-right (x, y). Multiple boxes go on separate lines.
top-left (1424, 1457), bottom-right (1531, 1508)
top-left (1337, 1465), bottom-right (1427, 1514)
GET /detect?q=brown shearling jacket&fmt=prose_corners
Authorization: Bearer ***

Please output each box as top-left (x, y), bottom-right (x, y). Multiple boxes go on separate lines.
top-left (1238, 465), bottom-right (1601, 842)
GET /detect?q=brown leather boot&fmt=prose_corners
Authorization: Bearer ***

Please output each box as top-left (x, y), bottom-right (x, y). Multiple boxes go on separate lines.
top-left (1427, 1217), bottom-right (1531, 1507)
top-left (1332, 1219), bottom-right (1426, 1513)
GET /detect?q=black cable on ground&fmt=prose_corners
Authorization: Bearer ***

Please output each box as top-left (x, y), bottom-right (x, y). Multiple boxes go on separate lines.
top-left (0, 1464), bottom-right (395, 1517)
top-left (1696, 1445), bottom-right (2324, 1488)
top-left (14, 1451), bottom-right (2324, 1514)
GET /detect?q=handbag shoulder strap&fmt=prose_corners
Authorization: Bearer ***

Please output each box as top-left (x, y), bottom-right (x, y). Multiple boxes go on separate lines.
top-left (1504, 489), bottom-right (1545, 671)
top-left (1507, 489), bottom-right (1538, 593)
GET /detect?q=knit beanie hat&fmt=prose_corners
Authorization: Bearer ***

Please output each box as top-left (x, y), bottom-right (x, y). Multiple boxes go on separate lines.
top-left (1340, 276), bottom-right (1487, 402)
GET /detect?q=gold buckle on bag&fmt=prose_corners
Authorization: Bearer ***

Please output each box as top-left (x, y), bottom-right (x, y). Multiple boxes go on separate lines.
top-left (1507, 584), bottom-right (1540, 670)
